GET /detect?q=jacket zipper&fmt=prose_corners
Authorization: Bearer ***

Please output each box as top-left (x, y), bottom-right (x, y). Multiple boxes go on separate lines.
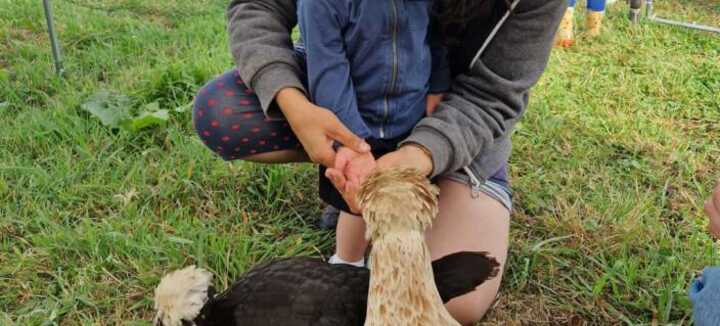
top-left (463, 166), bottom-right (483, 198)
top-left (382, 0), bottom-right (400, 139)
top-left (468, 0), bottom-right (519, 71)
top-left (461, 2), bottom-right (517, 197)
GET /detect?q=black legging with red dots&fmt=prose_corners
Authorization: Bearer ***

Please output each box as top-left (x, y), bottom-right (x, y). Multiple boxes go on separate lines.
top-left (193, 69), bottom-right (302, 161)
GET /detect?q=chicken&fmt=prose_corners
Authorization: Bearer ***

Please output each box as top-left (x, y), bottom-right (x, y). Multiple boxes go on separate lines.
top-left (153, 251), bottom-right (497, 326)
top-left (359, 168), bottom-right (496, 326)
top-left (153, 169), bottom-right (499, 326)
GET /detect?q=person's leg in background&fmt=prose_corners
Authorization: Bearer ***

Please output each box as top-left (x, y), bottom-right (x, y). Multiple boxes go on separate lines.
top-left (426, 178), bottom-right (511, 325)
top-left (689, 182), bottom-right (720, 325)
top-left (555, 0), bottom-right (577, 47)
top-left (690, 267), bottom-right (720, 326)
top-left (556, 0), bottom-right (608, 47)
top-left (586, 0), bottom-right (607, 37)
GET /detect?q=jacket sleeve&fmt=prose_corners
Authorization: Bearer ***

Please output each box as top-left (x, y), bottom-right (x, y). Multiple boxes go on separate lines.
top-left (297, 0), bottom-right (372, 138)
top-left (401, 0), bottom-right (566, 178)
top-left (227, 0), bottom-right (304, 119)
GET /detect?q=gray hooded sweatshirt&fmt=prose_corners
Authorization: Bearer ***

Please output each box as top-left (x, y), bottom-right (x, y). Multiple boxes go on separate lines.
top-left (226, 0), bottom-right (565, 190)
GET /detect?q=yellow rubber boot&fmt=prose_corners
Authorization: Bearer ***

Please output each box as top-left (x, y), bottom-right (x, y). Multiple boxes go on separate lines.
top-left (554, 7), bottom-right (575, 48)
top-left (586, 10), bottom-right (604, 37)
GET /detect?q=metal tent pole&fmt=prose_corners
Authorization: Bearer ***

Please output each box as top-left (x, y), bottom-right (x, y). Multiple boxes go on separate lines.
top-left (42, 0), bottom-right (64, 75)
top-left (644, 0), bottom-right (720, 34)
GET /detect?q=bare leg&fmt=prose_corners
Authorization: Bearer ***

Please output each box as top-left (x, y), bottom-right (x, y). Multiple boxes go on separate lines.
top-left (334, 211), bottom-right (369, 262)
top-left (426, 178), bottom-right (511, 325)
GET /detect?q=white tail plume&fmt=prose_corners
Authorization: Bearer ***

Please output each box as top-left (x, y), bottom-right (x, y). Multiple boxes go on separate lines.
top-left (153, 265), bottom-right (213, 326)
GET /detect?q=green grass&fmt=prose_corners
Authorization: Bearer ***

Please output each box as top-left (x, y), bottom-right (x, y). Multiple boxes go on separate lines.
top-left (1, 0), bottom-right (718, 324)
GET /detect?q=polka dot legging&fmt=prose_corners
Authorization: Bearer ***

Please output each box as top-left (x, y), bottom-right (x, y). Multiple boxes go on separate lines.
top-left (192, 69), bottom-right (302, 161)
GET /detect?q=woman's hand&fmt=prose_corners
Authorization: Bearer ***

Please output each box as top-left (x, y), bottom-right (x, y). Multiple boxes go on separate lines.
top-left (333, 147), bottom-right (377, 186)
top-left (277, 88), bottom-right (370, 167)
top-left (705, 181), bottom-right (720, 239)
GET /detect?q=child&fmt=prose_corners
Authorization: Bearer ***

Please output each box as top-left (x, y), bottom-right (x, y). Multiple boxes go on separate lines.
top-left (555, 0), bottom-right (608, 47)
top-left (690, 181), bottom-right (720, 325)
top-left (297, 0), bottom-right (450, 266)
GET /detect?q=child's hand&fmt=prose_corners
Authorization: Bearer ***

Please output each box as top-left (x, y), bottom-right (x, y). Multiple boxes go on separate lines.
top-left (325, 168), bottom-right (362, 214)
top-left (426, 93), bottom-right (445, 116)
top-left (325, 147), bottom-right (376, 214)
top-left (334, 147), bottom-right (376, 186)
top-left (705, 181), bottom-right (720, 239)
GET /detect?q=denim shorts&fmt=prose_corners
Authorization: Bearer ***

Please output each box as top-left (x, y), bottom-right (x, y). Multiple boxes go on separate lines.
top-left (475, 177), bottom-right (513, 211)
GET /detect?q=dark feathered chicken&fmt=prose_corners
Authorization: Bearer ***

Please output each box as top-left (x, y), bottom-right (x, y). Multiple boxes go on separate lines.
top-left (153, 252), bottom-right (499, 326)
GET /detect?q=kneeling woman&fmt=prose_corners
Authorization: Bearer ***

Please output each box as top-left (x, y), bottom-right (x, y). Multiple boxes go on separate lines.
top-left (192, 0), bottom-right (564, 323)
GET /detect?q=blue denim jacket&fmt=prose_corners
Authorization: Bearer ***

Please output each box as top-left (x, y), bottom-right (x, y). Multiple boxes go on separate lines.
top-left (298, 0), bottom-right (451, 139)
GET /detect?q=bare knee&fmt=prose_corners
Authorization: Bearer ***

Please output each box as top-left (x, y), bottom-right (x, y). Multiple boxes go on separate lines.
top-left (429, 180), bottom-right (511, 324)
top-left (445, 270), bottom-right (504, 325)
